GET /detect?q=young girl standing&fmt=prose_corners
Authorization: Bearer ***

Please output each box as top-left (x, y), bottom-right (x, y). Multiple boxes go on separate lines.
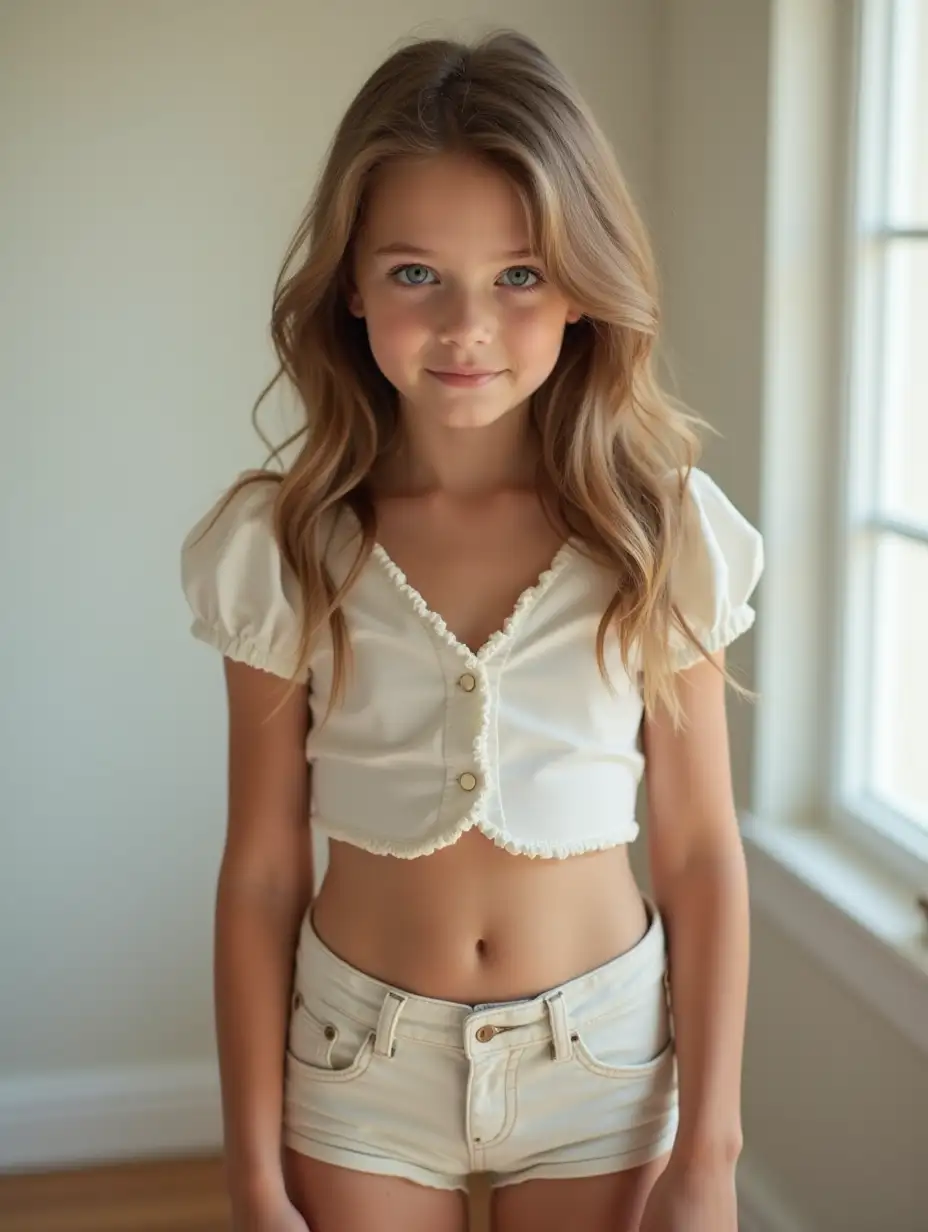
top-left (182, 30), bottom-right (762, 1232)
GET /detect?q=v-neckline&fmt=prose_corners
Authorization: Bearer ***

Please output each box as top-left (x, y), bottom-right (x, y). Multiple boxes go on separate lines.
top-left (369, 537), bottom-right (577, 662)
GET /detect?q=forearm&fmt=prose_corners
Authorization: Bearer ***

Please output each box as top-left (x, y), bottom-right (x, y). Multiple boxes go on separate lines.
top-left (656, 833), bottom-right (749, 1167)
top-left (214, 870), bottom-right (312, 1206)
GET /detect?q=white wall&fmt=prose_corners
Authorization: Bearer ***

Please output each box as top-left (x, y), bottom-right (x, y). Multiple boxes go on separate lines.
top-left (0, 0), bottom-right (658, 1161)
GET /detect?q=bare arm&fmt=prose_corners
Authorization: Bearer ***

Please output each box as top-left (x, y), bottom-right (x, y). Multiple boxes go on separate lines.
top-left (642, 650), bottom-right (749, 1172)
top-left (215, 659), bottom-right (313, 1213)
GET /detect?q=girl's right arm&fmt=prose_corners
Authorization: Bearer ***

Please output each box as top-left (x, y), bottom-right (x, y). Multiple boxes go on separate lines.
top-left (216, 658), bottom-right (314, 1224)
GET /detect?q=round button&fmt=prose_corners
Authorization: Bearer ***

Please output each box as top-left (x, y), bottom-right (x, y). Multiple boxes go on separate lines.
top-left (458, 672), bottom-right (477, 692)
top-left (458, 771), bottom-right (478, 792)
top-left (323, 1024), bottom-right (337, 1041)
top-left (475, 1025), bottom-right (496, 1043)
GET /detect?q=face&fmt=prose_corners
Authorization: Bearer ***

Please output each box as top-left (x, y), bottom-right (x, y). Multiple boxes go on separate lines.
top-left (348, 152), bottom-right (581, 430)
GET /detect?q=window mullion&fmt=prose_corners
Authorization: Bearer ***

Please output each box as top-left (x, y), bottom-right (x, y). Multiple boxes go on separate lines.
top-left (875, 226), bottom-right (928, 239)
top-left (863, 515), bottom-right (928, 546)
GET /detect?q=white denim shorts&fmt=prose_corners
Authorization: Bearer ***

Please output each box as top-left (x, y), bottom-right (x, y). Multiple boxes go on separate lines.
top-left (282, 903), bottom-right (678, 1192)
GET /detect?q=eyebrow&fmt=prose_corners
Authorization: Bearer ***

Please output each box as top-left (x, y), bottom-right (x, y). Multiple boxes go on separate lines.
top-left (372, 243), bottom-right (538, 260)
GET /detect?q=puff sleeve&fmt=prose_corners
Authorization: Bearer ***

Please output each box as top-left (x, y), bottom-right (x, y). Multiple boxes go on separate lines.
top-left (180, 473), bottom-right (308, 681)
top-left (669, 467), bottom-right (764, 670)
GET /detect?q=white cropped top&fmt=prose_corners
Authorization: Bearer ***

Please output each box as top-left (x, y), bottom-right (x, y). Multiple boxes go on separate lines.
top-left (181, 469), bottom-right (763, 860)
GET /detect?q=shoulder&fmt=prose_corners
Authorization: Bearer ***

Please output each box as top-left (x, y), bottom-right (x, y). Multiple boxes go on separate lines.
top-left (180, 470), bottom-right (307, 680)
top-left (182, 468), bottom-right (279, 551)
top-left (181, 470), bottom-right (284, 608)
top-left (668, 466), bottom-right (764, 667)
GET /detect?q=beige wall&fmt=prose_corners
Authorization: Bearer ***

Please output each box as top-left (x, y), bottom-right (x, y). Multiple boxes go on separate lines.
top-left (0, 0), bottom-right (657, 1125)
top-left (4, 1), bottom-right (926, 1226)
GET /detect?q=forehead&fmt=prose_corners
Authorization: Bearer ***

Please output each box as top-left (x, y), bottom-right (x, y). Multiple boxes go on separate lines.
top-left (358, 153), bottom-right (533, 255)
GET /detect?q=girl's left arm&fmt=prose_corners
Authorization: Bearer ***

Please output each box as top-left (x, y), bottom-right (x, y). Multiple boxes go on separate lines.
top-left (642, 649), bottom-right (750, 1179)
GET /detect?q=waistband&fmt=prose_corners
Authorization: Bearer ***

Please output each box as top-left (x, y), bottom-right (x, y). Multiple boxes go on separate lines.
top-left (294, 901), bottom-right (667, 1059)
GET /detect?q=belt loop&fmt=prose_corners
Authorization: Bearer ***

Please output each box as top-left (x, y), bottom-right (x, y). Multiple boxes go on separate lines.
top-left (373, 991), bottom-right (406, 1057)
top-left (662, 966), bottom-right (676, 1039)
top-left (544, 990), bottom-right (573, 1062)
top-left (662, 964), bottom-right (673, 1008)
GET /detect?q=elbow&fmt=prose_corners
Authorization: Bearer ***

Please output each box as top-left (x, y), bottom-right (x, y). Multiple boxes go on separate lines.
top-left (217, 840), bottom-right (314, 916)
top-left (650, 818), bottom-right (747, 900)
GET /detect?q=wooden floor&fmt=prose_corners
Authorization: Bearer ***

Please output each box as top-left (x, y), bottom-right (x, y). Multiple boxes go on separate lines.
top-left (0, 1156), bottom-right (492, 1232)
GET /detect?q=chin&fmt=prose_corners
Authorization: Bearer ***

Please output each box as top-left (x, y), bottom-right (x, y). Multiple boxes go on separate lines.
top-left (447, 409), bottom-right (510, 429)
top-left (400, 387), bottom-right (532, 429)
top-left (433, 402), bottom-right (524, 431)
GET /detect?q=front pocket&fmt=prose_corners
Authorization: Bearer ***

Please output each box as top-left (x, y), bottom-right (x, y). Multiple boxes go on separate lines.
top-left (571, 1030), bottom-right (675, 1082)
top-left (286, 991), bottom-right (375, 1083)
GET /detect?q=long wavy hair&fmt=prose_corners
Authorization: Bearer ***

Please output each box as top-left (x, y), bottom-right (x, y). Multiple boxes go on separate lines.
top-left (225, 29), bottom-right (743, 726)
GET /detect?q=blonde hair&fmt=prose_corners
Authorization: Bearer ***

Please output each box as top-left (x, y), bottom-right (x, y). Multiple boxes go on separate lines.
top-left (232, 29), bottom-right (741, 726)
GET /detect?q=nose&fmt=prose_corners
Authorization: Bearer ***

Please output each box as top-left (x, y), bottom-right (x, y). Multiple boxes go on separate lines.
top-left (437, 287), bottom-right (494, 349)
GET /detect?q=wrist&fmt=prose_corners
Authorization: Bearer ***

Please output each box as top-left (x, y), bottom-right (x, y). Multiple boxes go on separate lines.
top-left (227, 1157), bottom-right (288, 1209)
top-left (670, 1127), bottom-right (743, 1175)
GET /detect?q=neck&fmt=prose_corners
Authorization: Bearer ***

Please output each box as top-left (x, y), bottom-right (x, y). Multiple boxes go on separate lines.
top-left (375, 400), bottom-right (541, 499)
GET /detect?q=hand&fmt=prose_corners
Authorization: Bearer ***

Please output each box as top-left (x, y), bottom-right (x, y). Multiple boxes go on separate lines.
top-left (232, 1187), bottom-right (311, 1232)
top-left (639, 1157), bottom-right (739, 1232)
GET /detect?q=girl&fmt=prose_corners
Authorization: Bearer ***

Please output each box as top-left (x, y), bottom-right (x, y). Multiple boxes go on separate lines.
top-left (181, 30), bottom-right (762, 1232)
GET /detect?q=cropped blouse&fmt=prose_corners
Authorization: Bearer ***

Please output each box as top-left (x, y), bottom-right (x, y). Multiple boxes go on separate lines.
top-left (180, 468), bottom-right (763, 860)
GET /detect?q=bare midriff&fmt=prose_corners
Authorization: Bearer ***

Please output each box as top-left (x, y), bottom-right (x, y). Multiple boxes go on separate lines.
top-left (310, 826), bottom-right (649, 1004)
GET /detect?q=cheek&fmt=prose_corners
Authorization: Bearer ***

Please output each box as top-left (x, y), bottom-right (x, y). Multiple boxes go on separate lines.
top-left (363, 296), bottom-right (429, 372)
top-left (504, 302), bottom-right (569, 368)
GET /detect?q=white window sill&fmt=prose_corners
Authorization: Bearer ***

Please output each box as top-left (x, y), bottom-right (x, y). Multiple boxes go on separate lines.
top-left (741, 814), bottom-right (928, 1057)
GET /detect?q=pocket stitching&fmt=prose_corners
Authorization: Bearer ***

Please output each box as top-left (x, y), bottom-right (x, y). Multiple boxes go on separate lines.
top-left (571, 1033), bottom-right (674, 1081)
top-left (286, 1030), bottom-right (377, 1083)
top-left (292, 994), bottom-right (336, 1034)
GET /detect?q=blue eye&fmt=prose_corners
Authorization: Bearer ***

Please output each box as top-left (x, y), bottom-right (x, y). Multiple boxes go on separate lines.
top-left (498, 266), bottom-right (542, 290)
top-left (392, 264), bottom-right (437, 287)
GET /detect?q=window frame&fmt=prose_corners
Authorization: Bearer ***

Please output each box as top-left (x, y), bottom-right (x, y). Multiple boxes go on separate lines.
top-left (830, 0), bottom-right (928, 888)
top-left (744, 0), bottom-right (928, 1067)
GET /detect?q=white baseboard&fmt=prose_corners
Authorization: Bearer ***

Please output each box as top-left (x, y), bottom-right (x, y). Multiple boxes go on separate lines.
top-left (0, 1061), bottom-right (222, 1172)
top-left (737, 1152), bottom-right (811, 1232)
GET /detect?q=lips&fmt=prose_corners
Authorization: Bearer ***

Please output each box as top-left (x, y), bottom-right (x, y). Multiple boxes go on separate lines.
top-left (432, 367), bottom-right (498, 376)
top-left (427, 369), bottom-right (502, 387)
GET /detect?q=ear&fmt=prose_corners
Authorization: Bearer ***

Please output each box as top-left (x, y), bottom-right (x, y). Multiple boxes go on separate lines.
top-left (347, 287), bottom-right (365, 319)
top-left (565, 304), bottom-right (582, 325)
top-left (343, 257), bottom-right (365, 318)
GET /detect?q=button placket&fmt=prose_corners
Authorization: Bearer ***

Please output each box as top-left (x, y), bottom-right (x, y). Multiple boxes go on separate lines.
top-left (450, 659), bottom-right (483, 796)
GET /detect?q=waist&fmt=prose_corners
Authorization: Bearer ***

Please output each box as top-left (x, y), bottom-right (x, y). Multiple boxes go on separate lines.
top-left (310, 828), bottom-right (649, 1002)
top-left (295, 892), bottom-right (667, 1049)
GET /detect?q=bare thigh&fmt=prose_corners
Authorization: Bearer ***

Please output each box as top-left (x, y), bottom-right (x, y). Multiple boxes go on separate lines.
top-left (491, 1154), bottom-right (669, 1232)
top-left (283, 1148), bottom-right (469, 1232)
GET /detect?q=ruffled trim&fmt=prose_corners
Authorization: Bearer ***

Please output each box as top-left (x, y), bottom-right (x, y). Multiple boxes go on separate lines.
top-left (672, 604), bottom-right (756, 671)
top-left (311, 813), bottom-right (639, 861)
top-left (370, 540), bottom-right (576, 664)
top-left (189, 618), bottom-right (306, 682)
top-left (471, 818), bottom-right (640, 860)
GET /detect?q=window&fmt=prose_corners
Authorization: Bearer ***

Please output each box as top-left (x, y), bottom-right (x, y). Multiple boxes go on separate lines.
top-left (743, 0), bottom-right (928, 1059)
top-left (838, 0), bottom-right (928, 873)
